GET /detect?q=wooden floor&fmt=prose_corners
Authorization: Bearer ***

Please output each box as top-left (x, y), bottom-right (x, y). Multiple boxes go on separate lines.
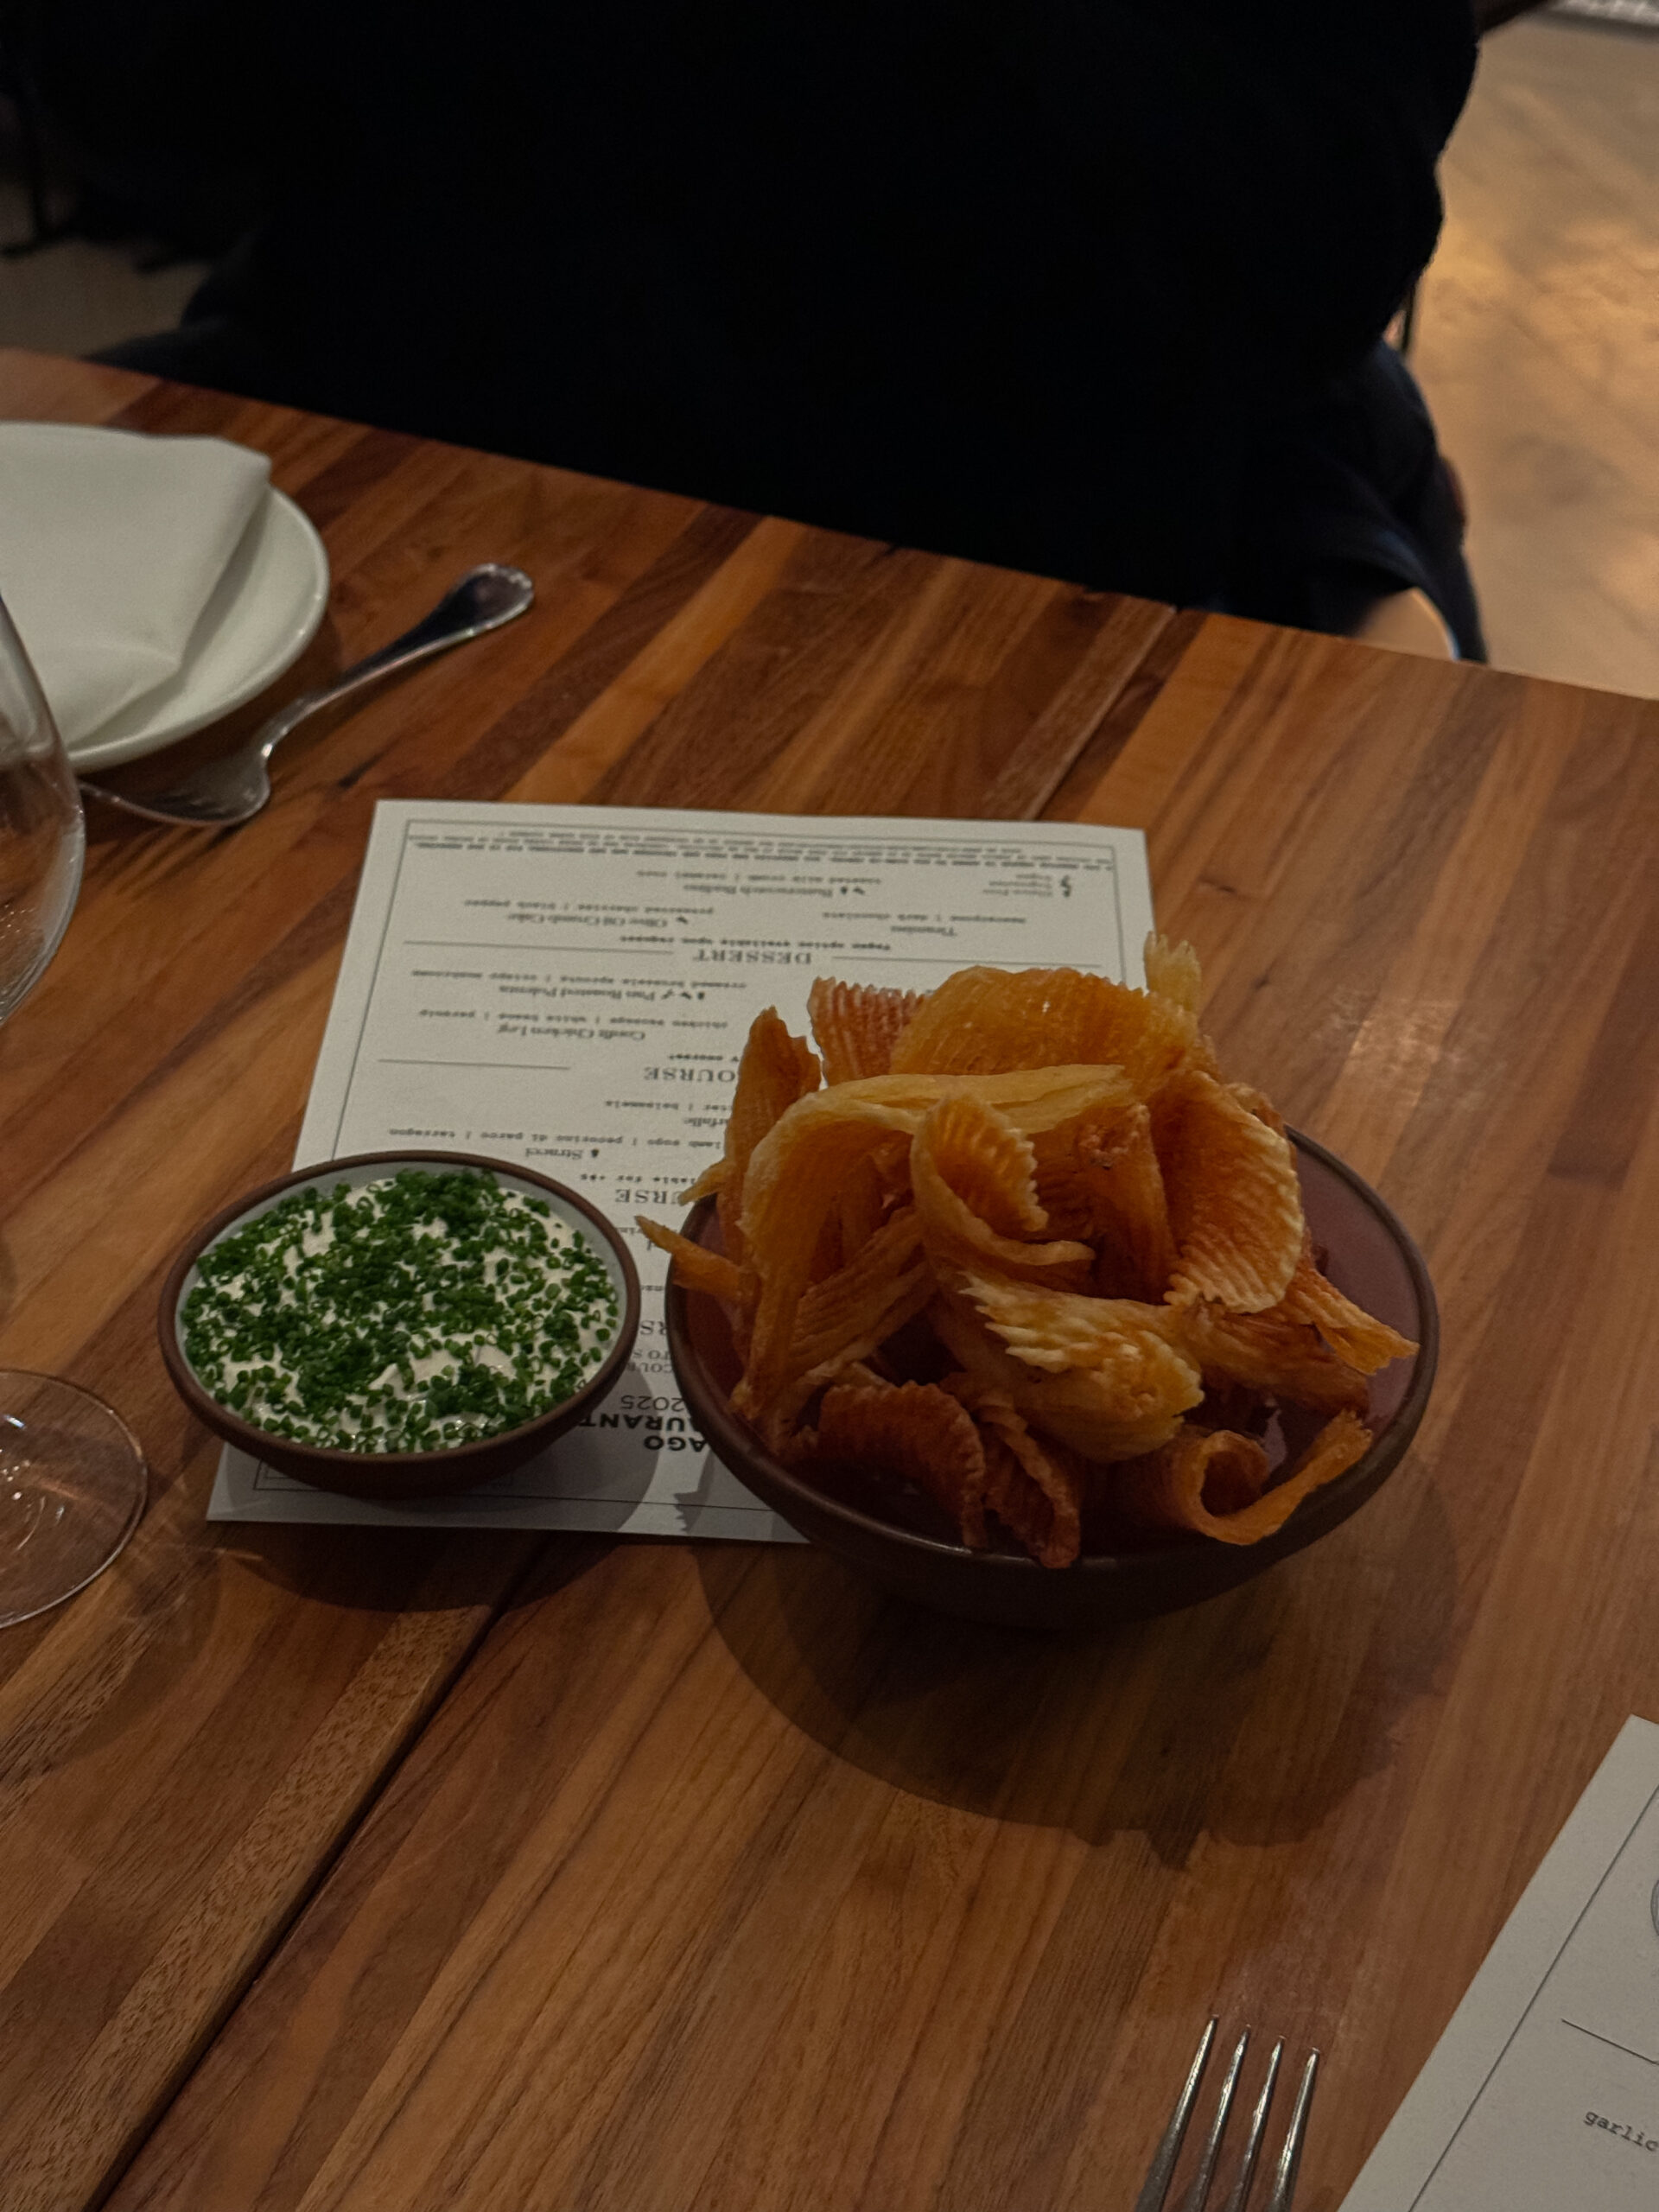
top-left (1415, 15), bottom-right (1659, 696)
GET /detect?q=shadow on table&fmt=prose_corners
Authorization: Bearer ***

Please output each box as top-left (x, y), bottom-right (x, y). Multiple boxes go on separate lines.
top-left (79, 616), bottom-right (343, 838)
top-left (696, 1478), bottom-right (1458, 1868)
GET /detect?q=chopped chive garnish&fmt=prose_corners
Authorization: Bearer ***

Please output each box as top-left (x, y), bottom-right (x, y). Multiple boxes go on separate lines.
top-left (181, 1169), bottom-right (619, 1452)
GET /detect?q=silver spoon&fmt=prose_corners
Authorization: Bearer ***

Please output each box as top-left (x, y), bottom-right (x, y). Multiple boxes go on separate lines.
top-left (79, 563), bottom-right (535, 828)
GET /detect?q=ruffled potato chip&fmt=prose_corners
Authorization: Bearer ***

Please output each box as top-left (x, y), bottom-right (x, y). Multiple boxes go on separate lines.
top-left (943, 1375), bottom-right (1086, 1567)
top-left (774, 1210), bottom-right (935, 1417)
top-left (952, 1268), bottom-right (1185, 1381)
top-left (918, 1090), bottom-right (1046, 1236)
top-left (737, 1094), bottom-right (927, 1413)
top-left (809, 1379), bottom-right (989, 1548)
top-left (890, 966), bottom-right (1198, 1096)
top-left (1143, 932), bottom-right (1204, 1015)
top-left (1036, 1101), bottom-right (1179, 1298)
top-left (1116, 1411), bottom-right (1370, 1545)
top-left (1115, 1424), bottom-right (1272, 1538)
top-left (636, 1216), bottom-right (747, 1307)
top-left (808, 978), bottom-right (924, 1085)
top-left (1156, 1070), bottom-right (1305, 1311)
top-left (1228, 1081), bottom-right (1287, 1140)
top-left (718, 1008), bottom-right (821, 1263)
top-left (912, 1095), bottom-right (1095, 1287)
top-left (931, 1291), bottom-right (1201, 1462)
top-left (694, 976), bottom-right (1414, 1564)
top-left (831, 1136), bottom-right (911, 1270)
top-left (1172, 1299), bottom-right (1370, 1418)
top-left (1281, 1236), bottom-right (1417, 1374)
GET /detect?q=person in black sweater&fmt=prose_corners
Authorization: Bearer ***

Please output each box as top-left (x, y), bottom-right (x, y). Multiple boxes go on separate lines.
top-left (6, 0), bottom-right (1487, 651)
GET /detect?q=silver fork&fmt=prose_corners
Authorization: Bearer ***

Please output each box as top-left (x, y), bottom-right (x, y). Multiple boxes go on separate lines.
top-left (79, 562), bottom-right (534, 828)
top-left (1134, 2020), bottom-right (1319, 2212)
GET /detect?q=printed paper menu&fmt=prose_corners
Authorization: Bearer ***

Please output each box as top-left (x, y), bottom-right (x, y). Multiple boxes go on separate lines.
top-left (1343, 1715), bottom-right (1659, 2209)
top-left (207, 800), bottom-right (1154, 1537)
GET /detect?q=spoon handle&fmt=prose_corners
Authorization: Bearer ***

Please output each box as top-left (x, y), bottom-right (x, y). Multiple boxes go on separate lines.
top-left (255, 563), bottom-right (535, 763)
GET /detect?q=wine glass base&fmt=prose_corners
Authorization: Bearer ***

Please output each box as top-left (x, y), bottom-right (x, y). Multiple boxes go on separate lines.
top-left (0, 1370), bottom-right (148, 1628)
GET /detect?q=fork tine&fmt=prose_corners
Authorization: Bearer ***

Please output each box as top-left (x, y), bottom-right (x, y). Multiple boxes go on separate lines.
top-left (1217, 2037), bottom-right (1283, 2212)
top-left (1259, 2050), bottom-right (1319, 2212)
top-left (1178, 2029), bottom-right (1249, 2212)
top-left (1133, 2018), bottom-right (1217, 2212)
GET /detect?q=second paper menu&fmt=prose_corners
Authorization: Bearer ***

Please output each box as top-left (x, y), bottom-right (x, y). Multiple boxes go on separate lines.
top-left (208, 801), bottom-right (1154, 1537)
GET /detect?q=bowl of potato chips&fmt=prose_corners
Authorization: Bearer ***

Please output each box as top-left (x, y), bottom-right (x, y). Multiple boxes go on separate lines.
top-left (651, 946), bottom-right (1437, 1631)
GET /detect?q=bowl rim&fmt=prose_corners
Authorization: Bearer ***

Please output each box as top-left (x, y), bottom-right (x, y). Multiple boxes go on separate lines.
top-left (667, 1123), bottom-right (1440, 1576)
top-left (157, 1147), bottom-right (642, 1470)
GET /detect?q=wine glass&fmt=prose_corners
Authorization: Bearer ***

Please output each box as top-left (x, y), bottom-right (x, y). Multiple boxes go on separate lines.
top-left (0, 590), bottom-right (147, 1628)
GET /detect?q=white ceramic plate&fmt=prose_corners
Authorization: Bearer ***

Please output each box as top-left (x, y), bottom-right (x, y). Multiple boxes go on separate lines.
top-left (67, 487), bottom-right (330, 772)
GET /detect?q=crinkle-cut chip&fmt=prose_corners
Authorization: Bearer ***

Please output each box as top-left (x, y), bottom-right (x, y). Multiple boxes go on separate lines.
top-left (810, 1380), bottom-right (989, 1548)
top-left (1155, 1069), bottom-right (1305, 1311)
top-left (808, 978), bottom-right (925, 1085)
top-left (954, 1268), bottom-right (1185, 1380)
top-left (782, 1064), bottom-right (1139, 1135)
top-left (942, 1376), bottom-right (1085, 1567)
top-left (1115, 1423), bottom-right (1273, 1538)
top-left (678, 1159), bottom-right (728, 1204)
top-left (918, 1091), bottom-right (1046, 1237)
top-left (1143, 932), bottom-right (1204, 1015)
top-left (1117, 1411), bottom-right (1370, 1546)
top-left (888, 967), bottom-right (1198, 1095)
top-left (1227, 1081), bottom-right (1287, 1140)
top-left (779, 1210), bottom-right (932, 1405)
top-left (912, 1097), bottom-right (1093, 1288)
top-left (931, 1293), bottom-right (1201, 1463)
top-left (636, 1216), bottom-right (747, 1306)
top-left (736, 1095), bottom-right (925, 1413)
top-left (719, 1009), bottom-right (821, 1264)
top-left (834, 1139), bottom-right (909, 1268)
top-left (1016, 1370), bottom-right (1195, 1464)
top-left (1180, 1032), bottom-right (1224, 1084)
top-left (1281, 1236), bottom-right (1417, 1374)
top-left (1172, 1300), bottom-right (1370, 1417)
top-left (1035, 1102), bottom-right (1179, 1299)
top-left (737, 1068), bottom-right (1173, 1412)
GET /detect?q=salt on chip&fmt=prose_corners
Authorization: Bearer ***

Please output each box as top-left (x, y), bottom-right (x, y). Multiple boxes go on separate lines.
top-left (889, 966), bottom-right (1198, 1095)
top-left (679, 1158), bottom-right (727, 1204)
top-left (1117, 1410), bottom-right (1370, 1545)
top-left (719, 1008), bottom-right (821, 1264)
top-left (810, 1379), bottom-right (989, 1548)
top-left (809, 978), bottom-right (923, 1085)
top-left (1156, 1069), bottom-right (1305, 1311)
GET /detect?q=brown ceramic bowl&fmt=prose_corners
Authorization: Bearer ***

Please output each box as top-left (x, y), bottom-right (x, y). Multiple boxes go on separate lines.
top-left (667, 1128), bottom-right (1437, 1630)
top-left (159, 1150), bottom-right (640, 1501)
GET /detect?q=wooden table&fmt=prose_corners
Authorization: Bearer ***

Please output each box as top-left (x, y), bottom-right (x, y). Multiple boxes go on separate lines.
top-left (2, 348), bottom-right (1656, 2212)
